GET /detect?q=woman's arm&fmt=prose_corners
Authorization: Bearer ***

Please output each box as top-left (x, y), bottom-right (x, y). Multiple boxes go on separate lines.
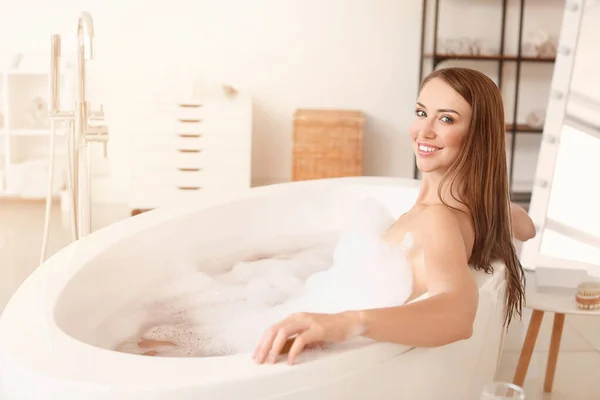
top-left (349, 205), bottom-right (479, 348)
top-left (253, 205), bottom-right (479, 364)
top-left (510, 202), bottom-right (536, 241)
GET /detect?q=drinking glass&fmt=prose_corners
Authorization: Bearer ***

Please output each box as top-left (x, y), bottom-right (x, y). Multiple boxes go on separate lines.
top-left (480, 381), bottom-right (526, 400)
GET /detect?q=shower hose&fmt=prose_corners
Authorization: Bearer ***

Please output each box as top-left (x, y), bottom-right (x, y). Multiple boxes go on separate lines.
top-left (40, 119), bottom-right (78, 265)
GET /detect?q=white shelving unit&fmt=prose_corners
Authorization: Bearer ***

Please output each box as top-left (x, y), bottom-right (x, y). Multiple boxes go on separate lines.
top-left (0, 54), bottom-right (73, 199)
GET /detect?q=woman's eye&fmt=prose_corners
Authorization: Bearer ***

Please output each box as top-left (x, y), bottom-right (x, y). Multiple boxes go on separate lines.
top-left (441, 115), bottom-right (453, 123)
top-left (416, 109), bottom-right (426, 117)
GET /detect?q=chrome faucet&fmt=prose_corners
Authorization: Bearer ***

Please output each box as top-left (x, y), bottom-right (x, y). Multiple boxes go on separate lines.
top-left (48, 11), bottom-right (108, 240)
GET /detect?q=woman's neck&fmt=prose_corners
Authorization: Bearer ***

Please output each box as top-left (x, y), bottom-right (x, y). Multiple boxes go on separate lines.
top-left (416, 172), bottom-right (466, 210)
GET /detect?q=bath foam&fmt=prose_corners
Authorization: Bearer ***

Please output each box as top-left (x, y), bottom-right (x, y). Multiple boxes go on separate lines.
top-left (111, 198), bottom-right (414, 357)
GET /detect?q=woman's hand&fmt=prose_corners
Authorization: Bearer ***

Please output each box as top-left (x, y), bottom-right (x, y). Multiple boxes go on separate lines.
top-left (253, 311), bottom-right (364, 365)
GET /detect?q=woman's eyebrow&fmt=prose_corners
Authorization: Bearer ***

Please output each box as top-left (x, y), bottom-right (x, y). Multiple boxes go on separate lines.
top-left (438, 108), bottom-right (460, 115)
top-left (416, 101), bottom-right (460, 116)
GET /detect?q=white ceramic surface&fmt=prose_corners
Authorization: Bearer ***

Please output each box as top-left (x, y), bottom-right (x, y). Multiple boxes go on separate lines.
top-left (0, 177), bottom-right (508, 399)
top-left (526, 270), bottom-right (600, 316)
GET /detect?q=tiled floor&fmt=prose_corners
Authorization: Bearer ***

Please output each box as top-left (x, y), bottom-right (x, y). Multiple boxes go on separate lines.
top-left (1, 199), bottom-right (599, 399)
top-left (498, 309), bottom-right (600, 399)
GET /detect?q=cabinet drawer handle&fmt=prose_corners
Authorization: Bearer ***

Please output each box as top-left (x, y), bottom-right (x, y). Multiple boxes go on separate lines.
top-left (177, 167), bottom-right (202, 172)
top-left (177, 186), bottom-right (202, 190)
top-left (177, 149), bottom-right (202, 153)
top-left (178, 103), bottom-right (203, 108)
top-left (177, 133), bottom-right (202, 138)
top-left (178, 118), bottom-right (203, 123)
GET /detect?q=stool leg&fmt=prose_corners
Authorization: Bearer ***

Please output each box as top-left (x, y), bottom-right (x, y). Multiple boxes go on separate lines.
top-left (513, 309), bottom-right (544, 387)
top-left (544, 313), bottom-right (565, 393)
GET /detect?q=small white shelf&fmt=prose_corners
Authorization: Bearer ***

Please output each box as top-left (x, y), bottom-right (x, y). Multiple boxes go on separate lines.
top-left (0, 129), bottom-right (63, 136)
top-left (2, 70), bottom-right (49, 76)
top-left (0, 52), bottom-right (74, 198)
top-left (0, 190), bottom-right (61, 200)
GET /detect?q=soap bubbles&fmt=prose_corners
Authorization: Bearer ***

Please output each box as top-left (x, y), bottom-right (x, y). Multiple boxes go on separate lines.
top-left (112, 198), bottom-right (414, 357)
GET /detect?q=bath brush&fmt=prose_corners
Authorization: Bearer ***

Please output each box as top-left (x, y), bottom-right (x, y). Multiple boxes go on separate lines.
top-left (575, 281), bottom-right (600, 310)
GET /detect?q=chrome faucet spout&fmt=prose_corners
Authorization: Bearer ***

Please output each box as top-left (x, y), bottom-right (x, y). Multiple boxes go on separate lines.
top-left (77, 11), bottom-right (94, 105)
top-left (77, 11), bottom-right (94, 60)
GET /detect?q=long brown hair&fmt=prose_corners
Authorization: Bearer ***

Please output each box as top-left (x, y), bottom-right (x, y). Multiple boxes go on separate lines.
top-left (420, 67), bottom-right (525, 327)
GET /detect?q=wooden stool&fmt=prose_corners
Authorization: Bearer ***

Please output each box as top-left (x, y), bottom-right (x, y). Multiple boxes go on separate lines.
top-left (513, 271), bottom-right (600, 393)
top-left (512, 309), bottom-right (565, 393)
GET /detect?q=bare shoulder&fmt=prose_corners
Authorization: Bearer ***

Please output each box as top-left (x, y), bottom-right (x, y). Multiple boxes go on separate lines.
top-left (418, 204), bottom-right (472, 241)
top-left (419, 203), bottom-right (463, 225)
top-left (418, 204), bottom-right (474, 258)
top-left (412, 204), bottom-right (477, 297)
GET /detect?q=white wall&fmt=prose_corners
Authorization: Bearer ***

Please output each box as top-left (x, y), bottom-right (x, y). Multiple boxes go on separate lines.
top-left (0, 0), bottom-right (423, 204)
top-left (0, 0), bottom-right (566, 205)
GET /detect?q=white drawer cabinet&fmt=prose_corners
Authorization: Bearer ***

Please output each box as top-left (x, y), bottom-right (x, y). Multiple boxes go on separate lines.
top-left (174, 136), bottom-right (204, 151)
top-left (129, 90), bottom-right (252, 212)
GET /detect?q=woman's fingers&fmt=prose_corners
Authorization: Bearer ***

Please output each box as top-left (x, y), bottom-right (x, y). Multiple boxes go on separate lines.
top-left (254, 323), bottom-right (284, 362)
top-left (266, 328), bottom-right (292, 363)
top-left (254, 319), bottom-right (310, 364)
top-left (287, 329), bottom-right (321, 365)
top-left (253, 327), bottom-right (277, 363)
top-left (306, 341), bottom-right (326, 350)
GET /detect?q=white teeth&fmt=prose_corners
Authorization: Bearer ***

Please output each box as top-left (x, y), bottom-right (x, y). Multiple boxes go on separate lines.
top-left (419, 145), bottom-right (438, 153)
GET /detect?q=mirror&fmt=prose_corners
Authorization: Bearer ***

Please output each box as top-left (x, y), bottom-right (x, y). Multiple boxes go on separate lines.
top-left (521, 0), bottom-right (600, 276)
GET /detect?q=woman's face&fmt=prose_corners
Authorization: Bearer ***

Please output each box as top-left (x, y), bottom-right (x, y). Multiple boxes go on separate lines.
top-left (409, 77), bottom-right (472, 175)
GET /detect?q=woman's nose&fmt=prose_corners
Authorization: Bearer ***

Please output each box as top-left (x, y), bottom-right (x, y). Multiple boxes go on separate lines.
top-left (421, 129), bottom-right (436, 139)
top-left (418, 120), bottom-right (436, 139)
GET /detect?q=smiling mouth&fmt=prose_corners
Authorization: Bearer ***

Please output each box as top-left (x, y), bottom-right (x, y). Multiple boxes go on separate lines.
top-left (418, 143), bottom-right (442, 153)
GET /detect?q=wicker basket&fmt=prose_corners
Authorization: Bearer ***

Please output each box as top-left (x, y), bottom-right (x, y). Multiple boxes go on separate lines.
top-left (292, 109), bottom-right (365, 181)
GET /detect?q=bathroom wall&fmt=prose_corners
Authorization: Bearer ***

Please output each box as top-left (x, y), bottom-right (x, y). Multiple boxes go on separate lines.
top-left (0, 0), bottom-right (565, 204)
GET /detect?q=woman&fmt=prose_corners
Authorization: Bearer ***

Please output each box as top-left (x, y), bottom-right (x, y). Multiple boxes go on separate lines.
top-left (512, 202), bottom-right (536, 242)
top-left (253, 67), bottom-right (530, 365)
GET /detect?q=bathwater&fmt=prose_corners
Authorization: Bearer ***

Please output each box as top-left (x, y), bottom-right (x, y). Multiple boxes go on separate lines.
top-left (112, 198), bottom-right (414, 357)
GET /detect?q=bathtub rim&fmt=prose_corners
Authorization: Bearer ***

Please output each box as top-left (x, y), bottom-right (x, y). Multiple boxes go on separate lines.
top-left (0, 176), bottom-right (505, 393)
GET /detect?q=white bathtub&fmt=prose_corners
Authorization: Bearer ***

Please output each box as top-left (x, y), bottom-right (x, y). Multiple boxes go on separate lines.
top-left (0, 177), bottom-right (507, 399)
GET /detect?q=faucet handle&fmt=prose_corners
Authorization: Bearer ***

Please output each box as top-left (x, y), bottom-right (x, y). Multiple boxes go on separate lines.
top-left (89, 104), bottom-right (105, 121)
top-left (49, 110), bottom-right (74, 121)
top-left (86, 130), bottom-right (108, 158)
top-left (85, 124), bottom-right (108, 159)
